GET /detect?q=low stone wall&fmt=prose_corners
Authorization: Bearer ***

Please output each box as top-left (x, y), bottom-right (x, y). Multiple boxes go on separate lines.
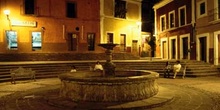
top-left (0, 53), bottom-right (140, 61)
top-left (59, 70), bottom-right (159, 102)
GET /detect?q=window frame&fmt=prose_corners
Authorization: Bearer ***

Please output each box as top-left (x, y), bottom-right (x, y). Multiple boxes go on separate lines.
top-left (5, 30), bottom-right (18, 50)
top-left (66, 1), bottom-right (77, 18)
top-left (24, 0), bottom-right (36, 15)
top-left (114, 0), bottom-right (127, 19)
top-left (178, 5), bottom-right (187, 26)
top-left (197, 0), bottom-right (207, 18)
top-left (160, 14), bottom-right (166, 31)
top-left (32, 31), bottom-right (42, 51)
top-left (168, 10), bottom-right (175, 29)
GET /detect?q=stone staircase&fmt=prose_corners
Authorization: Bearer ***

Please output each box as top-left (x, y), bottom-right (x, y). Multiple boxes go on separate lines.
top-left (115, 60), bottom-right (219, 77)
top-left (0, 60), bottom-right (219, 82)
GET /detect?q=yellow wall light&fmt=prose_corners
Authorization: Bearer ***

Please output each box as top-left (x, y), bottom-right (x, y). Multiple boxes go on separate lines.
top-left (136, 21), bottom-right (142, 26)
top-left (4, 10), bottom-right (10, 20)
top-left (4, 10), bottom-right (10, 15)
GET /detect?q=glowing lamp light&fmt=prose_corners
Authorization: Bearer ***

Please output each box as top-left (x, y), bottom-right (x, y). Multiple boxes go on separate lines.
top-left (4, 10), bottom-right (10, 15)
top-left (136, 21), bottom-right (142, 26)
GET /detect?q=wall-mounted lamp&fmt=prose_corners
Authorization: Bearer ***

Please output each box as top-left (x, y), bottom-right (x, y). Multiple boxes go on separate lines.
top-left (136, 21), bottom-right (142, 26)
top-left (3, 10), bottom-right (10, 20)
top-left (41, 27), bottom-right (45, 31)
top-left (136, 21), bottom-right (142, 29)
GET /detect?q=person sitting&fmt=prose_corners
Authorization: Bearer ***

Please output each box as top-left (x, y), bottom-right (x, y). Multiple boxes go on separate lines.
top-left (94, 61), bottom-right (103, 71)
top-left (70, 65), bottom-right (76, 72)
top-left (173, 60), bottom-right (182, 79)
top-left (164, 61), bottom-right (172, 78)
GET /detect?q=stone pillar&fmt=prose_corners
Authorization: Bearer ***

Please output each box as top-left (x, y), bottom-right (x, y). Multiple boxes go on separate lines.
top-left (104, 49), bottom-right (116, 76)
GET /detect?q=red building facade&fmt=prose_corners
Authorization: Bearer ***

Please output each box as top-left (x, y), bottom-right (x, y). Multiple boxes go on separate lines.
top-left (153, 0), bottom-right (196, 60)
top-left (0, 0), bottom-right (101, 53)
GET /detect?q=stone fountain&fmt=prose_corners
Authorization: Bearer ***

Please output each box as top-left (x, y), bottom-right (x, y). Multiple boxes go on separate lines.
top-left (59, 43), bottom-right (159, 102)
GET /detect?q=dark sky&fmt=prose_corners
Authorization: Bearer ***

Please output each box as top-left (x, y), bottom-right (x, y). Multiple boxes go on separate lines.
top-left (141, 0), bottom-right (162, 33)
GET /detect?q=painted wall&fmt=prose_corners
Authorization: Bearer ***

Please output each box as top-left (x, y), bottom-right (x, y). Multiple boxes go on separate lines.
top-left (0, 0), bottom-right (100, 53)
top-left (101, 0), bottom-right (142, 55)
top-left (154, 0), bottom-right (194, 59)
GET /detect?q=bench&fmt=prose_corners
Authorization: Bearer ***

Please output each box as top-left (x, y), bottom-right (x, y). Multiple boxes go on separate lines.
top-left (10, 67), bottom-right (36, 84)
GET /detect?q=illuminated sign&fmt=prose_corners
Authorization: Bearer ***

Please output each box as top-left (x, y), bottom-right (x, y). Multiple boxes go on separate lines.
top-left (11, 21), bottom-right (37, 27)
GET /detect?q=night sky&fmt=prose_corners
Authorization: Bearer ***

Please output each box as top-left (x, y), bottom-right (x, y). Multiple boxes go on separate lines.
top-left (142, 0), bottom-right (162, 33)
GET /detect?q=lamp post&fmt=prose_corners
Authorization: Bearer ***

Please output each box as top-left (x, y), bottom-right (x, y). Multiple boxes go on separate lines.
top-left (4, 10), bottom-right (10, 20)
top-left (4, 9), bottom-right (12, 30)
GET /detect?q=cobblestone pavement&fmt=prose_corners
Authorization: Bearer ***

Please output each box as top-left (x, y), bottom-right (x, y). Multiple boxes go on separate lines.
top-left (0, 76), bottom-right (219, 110)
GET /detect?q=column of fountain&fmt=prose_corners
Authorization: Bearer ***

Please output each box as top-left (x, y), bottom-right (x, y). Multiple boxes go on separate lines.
top-left (98, 43), bottom-right (118, 77)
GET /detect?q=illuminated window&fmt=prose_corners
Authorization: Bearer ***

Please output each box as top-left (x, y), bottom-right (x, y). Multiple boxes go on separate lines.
top-left (169, 11), bottom-right (175, 28)
top-left (24, 0), bottom-right (35, 15)
top-left (32, 32), bottom-right (42, 51)
top-left (6, 30), bottom-right (18, 50)
top-left (66, 2), bottom-right (77, 18)
top-left (114, 0), bottom-right (126, 19)
top-left (179, 6), bottom-right (186, 26)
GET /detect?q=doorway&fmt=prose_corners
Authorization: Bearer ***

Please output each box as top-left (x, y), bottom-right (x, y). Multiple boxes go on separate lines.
top-left (120, 34), bottom-right (126, 51)
top-left (67, 33), bottom-right (78, 51)
top-left (132, 40), bottom-right (138, 55)
top-left (182, 37), bottom-right (188, 59)
top-left (87, 33), bottom-right (95, 51)
top-left (199, 37), bottom-right (207, 62)
top-left (107, 33), bottom-right (113, 44)
top-left (171, 39), bottom-right (176, 59)
top-left (162, 41), bottom-right (168, 59)
top-left (218, 34), bottom-right (220, 64)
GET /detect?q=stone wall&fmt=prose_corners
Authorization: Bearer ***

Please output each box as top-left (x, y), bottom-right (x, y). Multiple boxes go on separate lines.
top-left (0, 53), bottom-right (140, 61)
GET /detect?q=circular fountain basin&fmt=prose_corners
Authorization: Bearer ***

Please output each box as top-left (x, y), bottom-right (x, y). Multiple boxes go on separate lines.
top-left (59, 70), bottom-right (159, 102)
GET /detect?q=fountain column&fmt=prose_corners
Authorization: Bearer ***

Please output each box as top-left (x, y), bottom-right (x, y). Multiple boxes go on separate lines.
top-left (98, 43), bottom-right (118, 77)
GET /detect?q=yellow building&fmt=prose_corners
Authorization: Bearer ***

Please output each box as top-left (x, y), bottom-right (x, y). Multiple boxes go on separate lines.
top-left (101, 0), bottom-right (142, 56)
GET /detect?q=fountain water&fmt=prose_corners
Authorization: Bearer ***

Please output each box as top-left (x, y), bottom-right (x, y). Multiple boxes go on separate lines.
top-left (59, 43), bottom-right (159, 102)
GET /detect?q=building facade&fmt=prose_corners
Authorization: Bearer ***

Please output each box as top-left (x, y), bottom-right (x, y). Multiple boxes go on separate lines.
top-left (0, 0), bottom-right (142, 57)
top-left (100, 0), bottom-right (142, 56)
top-left (153, 0), bottom-right (195, 60)
top-left (195, 0), bottom-right (220, 65)
top-left (0, 0), bottom-right (101, 53)
top-left (154, 0), bottom-right (220, 65)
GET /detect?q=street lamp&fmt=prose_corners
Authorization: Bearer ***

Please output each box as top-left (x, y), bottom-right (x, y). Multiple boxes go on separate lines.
top-left (3, 9), bottom-right (10, 20)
